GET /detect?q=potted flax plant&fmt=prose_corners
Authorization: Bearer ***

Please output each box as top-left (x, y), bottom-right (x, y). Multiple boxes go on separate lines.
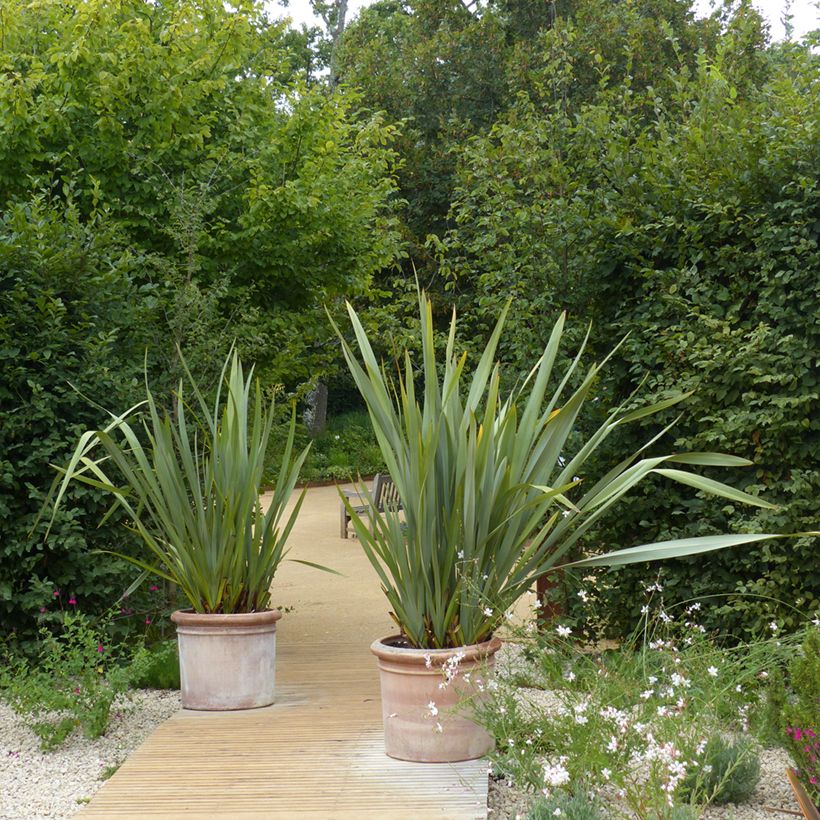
top-left (333, 290), bottom-right (801, 762)
top-left (47, 350), bottom-right (313, 710)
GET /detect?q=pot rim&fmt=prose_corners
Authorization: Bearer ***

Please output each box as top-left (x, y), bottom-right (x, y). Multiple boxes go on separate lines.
top-left (171, 608), bottom-right (282, 627)
top-left (371, 634), bottom-right (502, 666)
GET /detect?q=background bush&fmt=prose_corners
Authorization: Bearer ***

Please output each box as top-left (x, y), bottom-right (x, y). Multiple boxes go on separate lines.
top-left (0, 200), bottom-right (148, 644)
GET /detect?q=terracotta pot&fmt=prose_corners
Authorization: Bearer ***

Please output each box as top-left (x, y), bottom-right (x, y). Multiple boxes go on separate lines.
top-left (371, 634), bottom-right (502, 762)
top-left (787, 768), bottom-right (820, 820)
top-left (171, 609), bottom-right (282, 710)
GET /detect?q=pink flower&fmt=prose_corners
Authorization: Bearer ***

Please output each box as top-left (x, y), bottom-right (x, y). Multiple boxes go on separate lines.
top-left (68, 597), bottom-right (77, 606)
top-left (53, 590), bottom-right (60, 597)
top-left (145, 618), bottom-right (151, 625)
top-left (96, 644), bottom-right (104, 653)
top-left (39, 607), bottom-right (46, 613)
top-left (149, 585), bottom-right (159, 592)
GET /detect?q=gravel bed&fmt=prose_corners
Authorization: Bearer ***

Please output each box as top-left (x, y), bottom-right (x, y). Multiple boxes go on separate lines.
top-left (489, 746), bottom-right (799, 818)
top-left (489, 644), bottom-right (802, 819)
top-left (0, 690), bottom-right (179, 820)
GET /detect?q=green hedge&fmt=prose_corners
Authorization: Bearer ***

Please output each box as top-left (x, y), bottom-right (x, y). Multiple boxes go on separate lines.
top-left (0, 200), bottom-right (148, 644)
top-left (436, 37), bottom-right (819, 638)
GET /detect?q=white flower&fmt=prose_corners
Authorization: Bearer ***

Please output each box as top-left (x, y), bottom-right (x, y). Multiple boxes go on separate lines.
top-left (553, 810), bottom-right (562, 817)
top-left (556, 624), bottom-right (572, 638)
top-left (334, 434), bottom-right (340, 440)
top-left (736, 684), bottom-right (742, 693)
top-left (427, 701), bottom-right (438, 717)
top-left (434, 722), bottom-right (443, 733)
top-left (483, 607), bottom-right (493, 617)
top-left (648, 676), bottom-right (658, 685)
top-left (565, 670), bottom-right (576, 682)
top-left (607, 736), bottom-right (618, 752)
top-left (561, 510), bottom-right (571, 518)
top-left (543, 761), bottom-right (570, 788)
top-left (770, 621), bottom-right (779, 633)
top-left (424, 653), bottom-right (433, 669)
top-left (707, 666), bottom-right (718, 677)
top-left (577, 589), bottom-right (589, 602)
top-left (641, 605), bottom-right (650, 615)
top-left (601, 768), bottom-right (612, 781)
top-left (640, 689), bottom-right (654, 700)
top-left (457, 551), bottom-right (464, 559)
top-left (812, 615), bottom-right (819, 627)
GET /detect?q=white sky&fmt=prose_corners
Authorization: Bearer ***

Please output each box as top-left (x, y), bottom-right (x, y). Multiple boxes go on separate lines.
top-left (269, 0), bottom-right (817, 42)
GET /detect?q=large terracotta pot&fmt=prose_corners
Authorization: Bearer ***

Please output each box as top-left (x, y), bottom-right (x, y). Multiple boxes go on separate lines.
top-left (171, 609), bottom-right (282, 710)
top-left (371, 634), bottom-right (502, 763)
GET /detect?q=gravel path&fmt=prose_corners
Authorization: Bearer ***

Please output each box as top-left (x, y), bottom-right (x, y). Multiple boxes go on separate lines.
top-left (0, 690), bottom-right (179, 820)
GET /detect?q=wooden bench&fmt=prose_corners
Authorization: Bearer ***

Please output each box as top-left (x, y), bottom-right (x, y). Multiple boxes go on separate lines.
top-left (340, 473), bottom-right (402, 538)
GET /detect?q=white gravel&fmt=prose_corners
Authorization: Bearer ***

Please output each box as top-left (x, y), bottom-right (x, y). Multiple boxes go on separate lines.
top-left (0, 690), bottom-right (179, 820)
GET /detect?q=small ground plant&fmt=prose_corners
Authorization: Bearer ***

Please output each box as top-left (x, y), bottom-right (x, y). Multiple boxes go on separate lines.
top-left (478, 585), bottom-right (808, 817)
top-left (0, 608), bottom-right (151, 750)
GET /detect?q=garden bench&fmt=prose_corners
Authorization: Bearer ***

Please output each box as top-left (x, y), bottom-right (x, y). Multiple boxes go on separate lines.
top-left (339, 473), bottom-right (402, 538)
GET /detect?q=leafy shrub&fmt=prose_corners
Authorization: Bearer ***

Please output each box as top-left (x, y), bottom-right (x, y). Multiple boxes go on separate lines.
top-left (527, 790), bottom-right (604, 819)
top-left (129, 640), bottom-right (180, 691)
top-left (782, 628), bottom-right (820, 803)
top-left (679, 735), bottom-right (761, 805)
top-left (436, 34), bottom-right (819, 640)
top-left (266, 410), bottom-right (386, 485)
top-left (0, 200), bottom-right (149, 647)
top-left (0, 609), bottom-right (141, 749)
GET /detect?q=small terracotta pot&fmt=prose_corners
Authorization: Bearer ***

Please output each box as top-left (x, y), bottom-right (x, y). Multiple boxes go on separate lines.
top-left (371, 635), bottom-right (502, 763)
top-left (171, 609), bottom-right (282, 711)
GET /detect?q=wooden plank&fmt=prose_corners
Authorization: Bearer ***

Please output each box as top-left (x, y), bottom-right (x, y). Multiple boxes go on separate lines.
top-left (79, 485), bottom-right (489, 819)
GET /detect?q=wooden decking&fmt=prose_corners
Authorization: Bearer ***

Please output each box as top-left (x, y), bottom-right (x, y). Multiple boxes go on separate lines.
top-left (79, 485), bottom-right (489, 819)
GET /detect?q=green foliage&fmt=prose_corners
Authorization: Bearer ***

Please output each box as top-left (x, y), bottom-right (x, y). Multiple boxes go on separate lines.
top-left (527, 790), bottom-right (604, 820)
top-left (49, 350), bottom-right (311, 614)
top-left (0, 0), bottom-right (403, 641)
top-left (782, 629), bottom-right (820, 804)
top-left (0, 199), bottom-right (148, 645)
top-left (679, 735), bottom-right (761, 805)
top-left (266, 410), bottom-right (386, 485)
top-left (128, 640), bottom-right (180, 691)
top-left (478, 603), bottom-right (804, 816)
top-left (434, 29), bottom-right (819, 639)
top-left (0, 610), bottom-right (139, 750)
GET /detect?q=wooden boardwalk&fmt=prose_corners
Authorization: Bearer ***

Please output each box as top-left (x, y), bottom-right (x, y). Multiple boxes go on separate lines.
top-left (80, 485), bottom-right (489, 819)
